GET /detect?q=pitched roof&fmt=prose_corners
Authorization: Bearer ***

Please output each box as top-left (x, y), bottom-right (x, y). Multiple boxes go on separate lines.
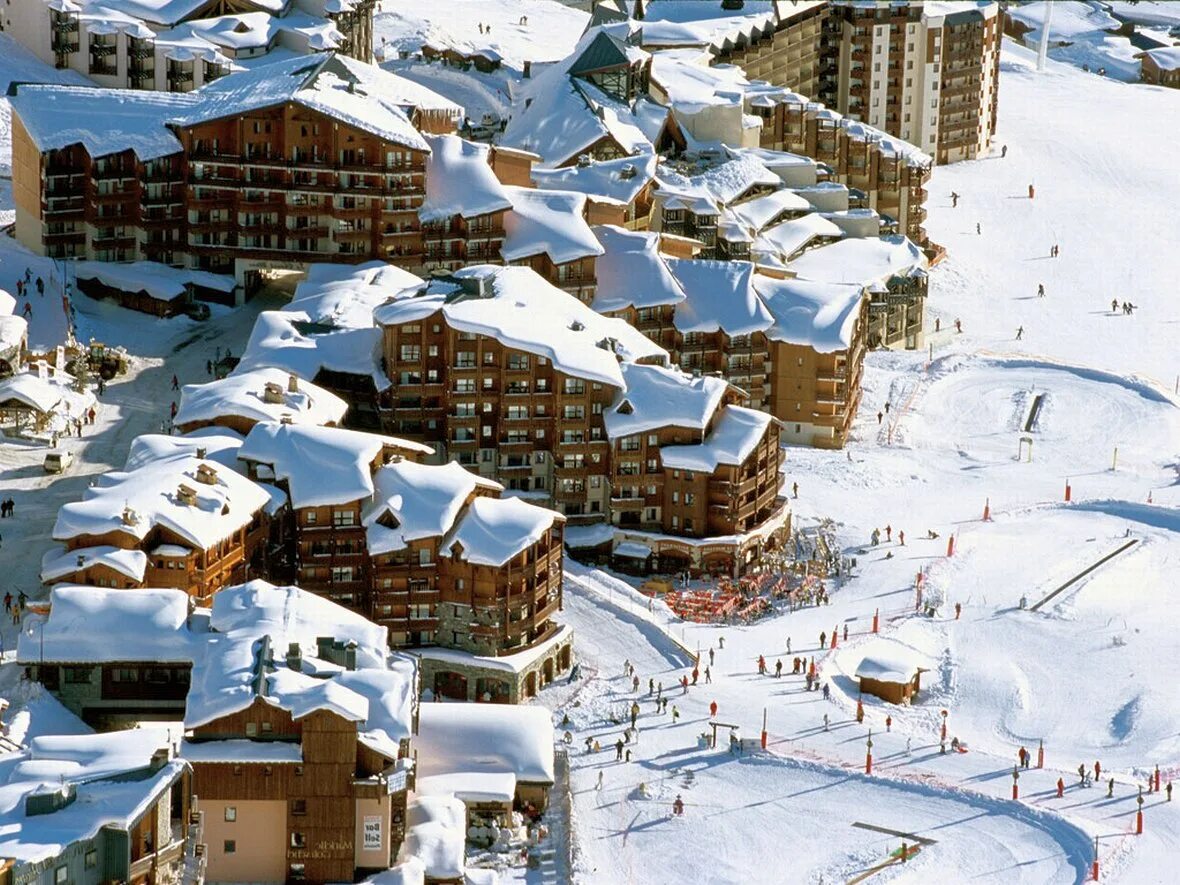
top-left (605, 362), bottom-right (731, 439)
top-left (569, 30), bottom-right (640, 76)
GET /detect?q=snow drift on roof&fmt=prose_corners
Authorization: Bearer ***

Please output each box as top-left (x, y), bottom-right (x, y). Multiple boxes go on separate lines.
top-left (659, 405), bottom-right (774, 473)
top-left (52, 453), bottom-right (271, 550)
top-left (176, 367), bottom-right (348, 430)
top-left (445, 497), bottom-right (562, 567)
top-left (502, 186), bottom-right (604, 265)
top-left (364, 459), bottom-right (501, 556)
top-left (374, 266), bottom-right (667, 388)
top-left (788, 235), bottom-right (927, 286)
top-left (591, 225), bottom-right (686, 313)
top-left (532, 154), bottom-right (657, 207)
top-left (238, 422), bottom-right (430, 510)
top-left (419, 135), bottom-right (512, 223)
top-left (416, 704), bottom-right (555, 784)
top-left (754, 276), bottom-right (866, 353)
top-left (235, 310), bottom-right (388, 390)
top-left (666, 259), bottom-right (772, 336)
top-left (40, 546), bottom-right (149, 584)
top-left (605, 362), bottom-right (731, 440)
top-left (124, 427), bottom-right (245, 471)
top-left (752, 213), bottom-right (844, 266)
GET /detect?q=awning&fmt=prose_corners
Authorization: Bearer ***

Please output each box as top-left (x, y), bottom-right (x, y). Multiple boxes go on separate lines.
top-left (613, 541), bottom-right (653, 560)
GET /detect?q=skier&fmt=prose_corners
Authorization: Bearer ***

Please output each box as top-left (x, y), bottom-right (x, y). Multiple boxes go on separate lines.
top-left (596, 771), bottom-right (604, 790)
top-left (950, 191), bottom-right (959, 208)
top-left (1037, 283), bottom-right (1045, 298)
top-left (710, 700), bottom-right (718, 718)
top-left (1028, 184), bottom-right (1035, 199)
top-left (171, 374), bottom-right (179, 391)
top-left (1078, 764), bottom-right (1087, 786)
top-left (976, 222), bottom-right (981, 235)
top-left (1107, 777), bottom-right (1115, 798)
top-left (1057, 778), bottom-right (1065, 798)
top-left (898, 530), bottom-right (905, 546)
top-left (954, 602), bottom-right (962, 619)
top-left (823, 713), bottom-right (830, 731)
top-left (877, 411), bottom-right (883, 425)
top-left (871, 528), bottom-right (880, 546)
top-left (792, 481), bottom-right (798, 498)
top-left (822, 683), bottom-right (830, 701)
top-left (648, 678), bottom-right (655, 695)
top-left (705, 666), bottom-right (711, 683)
top-left (843, 624), bottom-right (848, 641)
top-left (1167, 782), bottom-right (1173, 802)
top-left (632, 675), bottom-right (640, 692)
top-left (786, 637), bottom-right (791, 655)
top-left (885, 715), bottom-right (892, 732)
top-left (170, 401), bottom-right (178, 419)
top-left (2, 593), bottom-right (9, 612)
top-left (630, 702), bottom-right (640, 729)
top-left (758, 655), bottom-right (766, 675)
top-left (681, 676), bottom-right (688, 694)
top-left (1016, 326), bottom-right (1023, 340)
top-left (718, 636), bottom-right (725, 649)
top-left (935, 317), bottom-right (941, 332)
top-left (885, 525), bottom-right (892, 542)
top-left (691, 667), bottom-right (698, 686)
top-left (819, 631), bottom-right (827, 649)
top-left (615, 739), bottom-right (625, 761)
top-left (955, 318), bottom-right (962, 333)
top-left (774, 659), bottom-right (782, 678)
top-left (672, 795), bottom-right (684, 816)
top-left (906, 737), bottom-right (912, 755)
top-left (1095, 760), bottom-right (1101, 781)
top-left (672, 705), bottom-right (680, 724)
top-left (709, 648), bottom-right (715, 666)
top-left (1001, 144), bottom-right (1008, 158)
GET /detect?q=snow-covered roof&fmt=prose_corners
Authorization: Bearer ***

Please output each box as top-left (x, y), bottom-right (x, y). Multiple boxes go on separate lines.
top-left (18, 585), bottom-right (196, 664)
top-left (658, 154), bottom-right (782, 207)
top-left (238, 422), bottom-right (431, 510)
top-left (52, 452), bottom-right (271, 550)
top-left (502, 186), bottom-right (604, 265)
top-left (235, 310), bottom-right (388, 391)
top-left (373, 266), bottom-right (667, 388)
top-left (659, 405), bottom-right (774, 473)
top-left (419, 135), bottom-right (512, 223)
top-left (40, 546), bottom-right (149, 584)
top-left (416, 772), bottom-right (516, 804)
top-left (788, 235), bottom-right (928, 286)
top-left (855, 651), bottom-right (922, 683)
top-left (124, 427), bottom-right (245, 471)
top-left (416, 704), bottom-right (555, 784)
top-left (175, 367), bottom-right (348, 430)
top-left (1005, 1), bottom-right (1118, 41)
top-left (650, 50), bottom-right (751, 109)
top-left (605, 362), bottom-right (731, 439)
top-left (727, 189), bottom-right (812, 233)
top-left (1139, 46), bottom-right (1180, 70)
top-left (179, 739), bottom-right (303, 764)
top-left (754, 276), bottom-right (866, 353)
top-left (75, 260), bottom-right (234, 300)
top-left (186, 581), bottom-right (415, 753)
top-left (364, 459), bottom-right (501, 556)
top-left (752, 213), bottom-right (844, 266)
top-left (8, 85), bottom-right (195, 160)
top-left (444, 497), bottom-right (562, 567)
top-left (532, 154), bottom-right (657, 207)
top-left (638, 1), bottom-right (786, 50)
top-left (0, 731), bottom-right (187, 866)
top-left (591, 225), bottom-right (686, 313)
top-left (288, 262), bottom-right (422, 330)
top-left (0, 373), bottom-right (64, 414)
top-left (171, 53), bottom-right (448, 152)
top-left (666, 259), bottom-right (772, 336)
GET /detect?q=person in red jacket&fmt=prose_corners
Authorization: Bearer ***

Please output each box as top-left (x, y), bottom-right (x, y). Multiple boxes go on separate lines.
top-left (710, 701), bottom-right (718, 718)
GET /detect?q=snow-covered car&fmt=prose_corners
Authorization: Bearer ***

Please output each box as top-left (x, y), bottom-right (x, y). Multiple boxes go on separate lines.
top-left (43, 449), bottom-right (74, 473)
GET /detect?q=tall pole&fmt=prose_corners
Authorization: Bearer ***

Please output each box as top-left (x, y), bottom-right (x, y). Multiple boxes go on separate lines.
top-left (1037, 1), bottom-right (1053, 72)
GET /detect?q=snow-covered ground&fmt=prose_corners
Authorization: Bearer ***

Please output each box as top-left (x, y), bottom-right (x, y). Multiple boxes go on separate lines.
top-left (540, 41), bottom-right (1180, 885)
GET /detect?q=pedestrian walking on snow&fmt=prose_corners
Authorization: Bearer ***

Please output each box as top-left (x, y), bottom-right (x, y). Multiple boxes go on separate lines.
top-left (705, 666), bottom-right (711, 683)
top-left (1028, 184), bottom-right (1035, 199)
top-left (786, 637), bottom-right (791, 655)
top-left (681, 676), bottom-right (688, 694)
top-left (1108, 778), bottom-right (1115, 798)
top-left (3, 593), bottom-right (10, 612)
top-left (885, 525), bottom-right (892, 542)
top-left (1095, 760), bottom-right (1101, 781)
top-left (1016, 326), bottom-right (1023, 340)
top-left (1001, 144), bottom-right (1007, 158)
top-left (775, 659), bottom-right (782, 678)
top-left (877, 411), bottom-right (883, 425)
top-left (885, 715), bottom-right (892, 732)
top-left (1167, 782), bottom-right (1172, 801)
top-left (792, 481), bottom-right (798, 498)
top-left (615, 739), bottom-right (625, 761)
top-left (1057, 778), bottom-right (1065, 798)
top-left (632, 675), bottom-right (640, 692)
top-left (823, 713), bottom-right (830, 731)
top-left (819, 631), bottom-right (826, 649)
top-left (709, 648), bottom-right (715, 666)
top-left (1037, 283), bottom-right (1045, 298)
top-left (171, 374), bottom-right (179, 391)
top-left (822, 683), bottom-right (830, 701)
top-left (842, 624), bottom-right (848, 641)
top-left (596, 771), bottom-right (603, 790)
top-left (898, 530), bottom-right (905, 546)
top-left (718, 636), bottom-right (725, 649)
top-left (630, 702), bottom-right (640, 729)
top-left (955, 318), bottom-right (962, 333)
top-left (950, 191), bottom-right (959, 208)
top-left (672, 705), bottom-right (680, 724)
top-left (976, 222), bottom-right (981, 235)
top-left (657, 682), bottom-right (663, 701)
top-left (691, 667), bottom-right (698, 686)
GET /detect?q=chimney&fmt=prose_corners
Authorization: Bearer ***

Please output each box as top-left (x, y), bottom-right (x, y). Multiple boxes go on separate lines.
top-left (345, 641), bottom-right (357, 672)
top-left (263, 381), bottom-right (284, 404)
top-left (288, 373), bottom-right (299, 393)
top-left (619, 163), bottom-right (637, 180)
top-left (280, 414), bottom-right (294, 425)
top-left (195, 464), bottom-right (218, 486)
top-left (150, 746), bottom-right (171, 771)
top-left (76, 554), bottom-right (85, 568)
top-left (121, 505), bottom-right (138, 526)
top-left (26, 783), bottom-right (77, 817)
top-left (196, 446), bottom-right (207, 459)
top-left (522, 60), bottom-right (531, 78)
top-left (177, 483), bottom-right (198, 506)
top-left (577, 153), bottom-right (592, 167)
top-left (286, 641), bottom-right (303, 673)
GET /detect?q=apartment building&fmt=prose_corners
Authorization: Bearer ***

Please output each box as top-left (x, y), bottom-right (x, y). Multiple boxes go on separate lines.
top-left (371, 265), bottom-right (668, 520)
top-left (2, 0), bottom-right (375, 94)
top-left (822, 1), bottom-right (1001, 164)
top-left (604, 362), bottom-right (786, 574)
top-left (46, 452), bottom-right (272, 602)
top-left (8, 53), bottom-right (462, 277)
top-left (755, 276), bottom-right (869, 449)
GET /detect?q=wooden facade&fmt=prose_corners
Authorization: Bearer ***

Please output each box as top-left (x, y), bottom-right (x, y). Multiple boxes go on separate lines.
top-left (190, 700), bottom-right (407, 885)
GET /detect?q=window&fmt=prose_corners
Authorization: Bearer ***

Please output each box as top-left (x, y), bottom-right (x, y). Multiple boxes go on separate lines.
top-left (291, 833), bottom-right (307, 849)
top-left (224, 840), bottom-right (237, 854)
top-left (331, 567), bottom-right (355, 583)
top-left (685, 493), bottom-right (695, 505)
top-left (305, 511), bottom-right (317, 525)
top-left (224, 806), bottom-right (237, 822)
top-left (64, 667), bottom-right (92, 684)
top-left (332, 510), bottom-right (356, 527)
top-left (399, 345), bottom-right (420, 362)
top-left (261, 722), bottom-right (273, 734)
top-left (647, 435), bottom-right (658, 446)
top-left (84, 851), bottom-right (97, 870)
top-left (456, 351), bottom-right (476, 368)
top-left (245, 723), bottom-right (258, 737)
top-left (563, 405), bottom-right (585, 420)
top-left (564, 378), bottom-right (585, 395)
top-left (507, 354), bottom-right (529, 371)
top-left (292, 799), bottom-right (307, 815)
top-left (55, 866), bottom-right (68, 885)
top-left (454, 379), bottom-right (475, 393)
top-left (112, 668), bottom-right (138, 683)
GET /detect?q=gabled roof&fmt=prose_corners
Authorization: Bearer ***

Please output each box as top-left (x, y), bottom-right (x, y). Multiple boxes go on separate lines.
top-left (569, 30), bottom-right (642, 76)
top-left (175, 367), bottom-right (348, 430)
top-left (754, 275), bottom-right (866, 353)
top-left (420, 135), bottom-right (512, 224)
top-left (605, 362), bottom-right (731, 439)
top-left (659, 405), bottom-right (775, 473)
top-left (788, 234), bottom-right (927, 287)
top-left (444, 497), bottom-right (563, 568)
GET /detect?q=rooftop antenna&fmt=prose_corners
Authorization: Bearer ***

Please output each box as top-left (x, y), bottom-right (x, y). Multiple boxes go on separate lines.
top-left (1036, 2), bottom-right (1052, 72)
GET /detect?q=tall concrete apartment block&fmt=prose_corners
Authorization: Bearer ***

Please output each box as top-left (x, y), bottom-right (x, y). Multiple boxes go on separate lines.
top-left (821, 1), bottom-right (1001, 164)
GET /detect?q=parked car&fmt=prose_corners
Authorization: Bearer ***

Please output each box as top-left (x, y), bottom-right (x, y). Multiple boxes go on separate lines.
top-left (43, 449), bottom-right (74, 473)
